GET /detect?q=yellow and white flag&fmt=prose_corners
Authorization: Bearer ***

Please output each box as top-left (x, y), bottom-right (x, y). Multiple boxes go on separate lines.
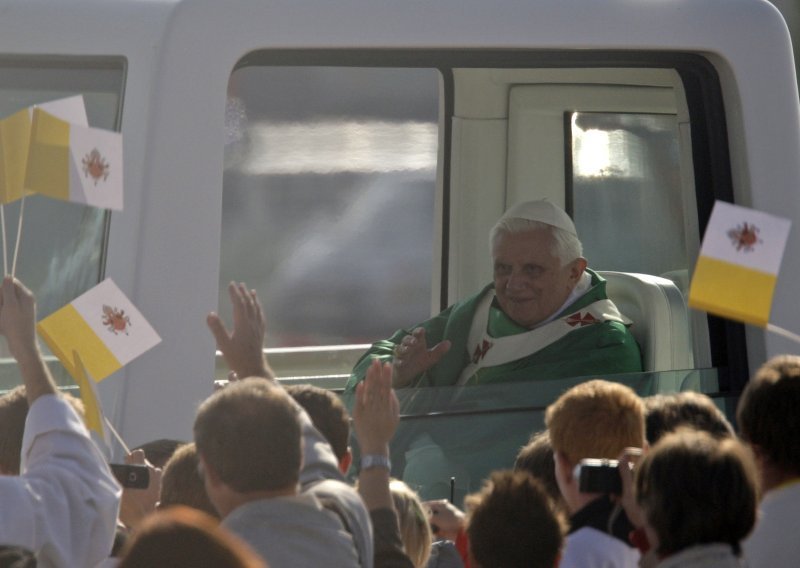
top-left (0, 109), bottom-right (32, 204)
top-left (689, 201), bottom-right (792, 327)
top-left (0, 96), bottom-right (90, 204)
top-left (25, 108), bottom-right (123, 210)
top-left (72, 351), bottom-right (111, 448)
top-left (37, 279), bottom-right (161, 382)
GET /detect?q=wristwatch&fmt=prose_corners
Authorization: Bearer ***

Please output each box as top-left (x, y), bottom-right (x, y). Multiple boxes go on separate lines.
top-left (361, 454), bottom-right (392, 471)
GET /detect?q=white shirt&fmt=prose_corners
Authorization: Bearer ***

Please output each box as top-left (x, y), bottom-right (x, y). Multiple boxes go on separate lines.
top-left (560, 527), bottom-right (640, 568)
top-left (0, 394), bottom-right (121, 568)
top-left (743, 479), bottom-right (800, 568)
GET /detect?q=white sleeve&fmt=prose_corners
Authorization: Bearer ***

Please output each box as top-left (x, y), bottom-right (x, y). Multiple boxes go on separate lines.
top-left (0, 395), bottom-right (121, 568)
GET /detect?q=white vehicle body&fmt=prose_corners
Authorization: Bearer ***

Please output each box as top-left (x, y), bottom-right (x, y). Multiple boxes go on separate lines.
top-left (0, 0), bottom-right (797, 449)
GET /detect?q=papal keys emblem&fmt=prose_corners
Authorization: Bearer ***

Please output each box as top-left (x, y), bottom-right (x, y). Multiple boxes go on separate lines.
top-left (82, 148), bottom-right (110, 185)
top-left (102, 305), bottom-right (131, 335)
top-left (727, 222), bottom-right (761, 252)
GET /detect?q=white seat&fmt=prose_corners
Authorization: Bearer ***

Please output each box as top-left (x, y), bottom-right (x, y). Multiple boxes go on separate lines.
top-left (598, 271), bottom-right (694, 372)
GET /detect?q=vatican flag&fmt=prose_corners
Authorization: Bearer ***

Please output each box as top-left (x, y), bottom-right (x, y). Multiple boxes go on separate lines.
top-left (24, 107), bottom-right (123, 210)
top-left (0, 109), bottom-right (32, 204)
top-left (688, 201), bottom-right (792, 327)
top-left (37, 279), bottom-right (161, 382)
top-left (72, 351), bottom-right (111, 448)
top-left (0, 96), bottom-right (90, 204)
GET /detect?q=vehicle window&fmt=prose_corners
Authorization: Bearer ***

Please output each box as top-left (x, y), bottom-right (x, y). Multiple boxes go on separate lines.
top-left (221, 66), bottom-right (439, 350)
top-left (570, 112), bottom-right (687, 277)
top-left (0, 58), bottom-right (125, 389)
top-left (343, 368), bottom-right (728, 504)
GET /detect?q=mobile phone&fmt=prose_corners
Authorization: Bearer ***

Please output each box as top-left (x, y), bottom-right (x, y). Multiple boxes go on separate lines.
top-left (110, 463), bottom-right (150, 489)
top-left (575, 458), bottom-right (622, 495)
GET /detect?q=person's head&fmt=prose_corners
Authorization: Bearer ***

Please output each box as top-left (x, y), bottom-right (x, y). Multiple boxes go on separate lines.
top-left (0, 545), bottom-right (37, 567)
top-left (644, 391), bottom-right (734, 445)
top-left (133, 439), bottom-right (184, 469)
top-left (0, 386), bottom-right (84, 475)
top-left (388, 479), bottom-right (432, 568)
top-left (194, 378), bottom-right (302, 515)
top-left (158, 442), bottom-right (218, 518)
top-left (514, 430), bottom-right (567, 515)
top-left (545, 379), bottom-right (645, 511)
top-left (737, 354), bottom-right (800, 488)
top-left (117, 506), bottom-right (266, 568)
top-left (635, 430), bottom-right (758, 557)
top-left (490, 201), bottom-right (586, 328)
top-left (286, 384), bottom-right (352, 474)
top-left (465, 470), bottom-right (565, 568)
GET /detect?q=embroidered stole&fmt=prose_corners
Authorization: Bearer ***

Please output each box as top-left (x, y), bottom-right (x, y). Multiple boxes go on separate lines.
top-left (456, 290), bottom-right (631, 386)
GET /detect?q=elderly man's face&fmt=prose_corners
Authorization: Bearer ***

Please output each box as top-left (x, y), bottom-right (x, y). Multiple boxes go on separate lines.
top-left (493, 229), bottom-right (586, 328)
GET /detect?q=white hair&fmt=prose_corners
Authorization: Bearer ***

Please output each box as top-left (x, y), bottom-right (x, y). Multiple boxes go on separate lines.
top-left (490, 218), bottom-right (584, 267)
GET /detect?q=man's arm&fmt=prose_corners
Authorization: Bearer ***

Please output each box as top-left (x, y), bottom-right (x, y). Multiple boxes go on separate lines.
top-left (207, 282), bottom-right (341, 481)
top-left (0, 277), bottom-right (56, 403)
top-left (0, 277), bottom-right (121, 567)
top-left (353, 359), bottom-right (414, 568)
top-left (345, 307), bottom-right (454, 392)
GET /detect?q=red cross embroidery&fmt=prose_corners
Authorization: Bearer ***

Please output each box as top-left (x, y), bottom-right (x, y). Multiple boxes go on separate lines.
top-left (566, 312), bottom-right (598, 327)
top-left (472, 339), bottom-right (494, 364)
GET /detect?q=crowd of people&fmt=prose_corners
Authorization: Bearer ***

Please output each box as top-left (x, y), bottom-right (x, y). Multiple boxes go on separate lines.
top-left (0, 200), bottom-right (798, 567)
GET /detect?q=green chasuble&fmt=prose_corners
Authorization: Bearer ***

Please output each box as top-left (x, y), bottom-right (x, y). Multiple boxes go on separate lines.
top-left (345, 269), bottom-right (642, 392)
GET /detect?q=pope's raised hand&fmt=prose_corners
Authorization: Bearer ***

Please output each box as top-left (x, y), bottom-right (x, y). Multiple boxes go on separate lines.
top-left (391, 327), bottom-right (450, 388)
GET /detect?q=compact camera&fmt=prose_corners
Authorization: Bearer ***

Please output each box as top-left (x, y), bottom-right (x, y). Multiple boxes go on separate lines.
top-left (574, 458), bottom-right (622, 495)
top-left (110, 463), bottom-right (150, 489)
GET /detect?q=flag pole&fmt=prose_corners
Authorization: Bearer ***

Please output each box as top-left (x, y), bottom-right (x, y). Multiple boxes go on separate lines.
top-left (104, 416), bottom-right (132, 456)
top-left (11, 197), bottom-right (25, 277)
top-left (0, 205), bottom-right (7, 276)
top-left (766, 323), bottom-right (800, 347)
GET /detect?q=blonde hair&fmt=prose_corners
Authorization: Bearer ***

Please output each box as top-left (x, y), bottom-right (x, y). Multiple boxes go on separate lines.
top-left (389, 479), bottom-right (432, 568)
top-left (545, 379), bottom-right (645, 465)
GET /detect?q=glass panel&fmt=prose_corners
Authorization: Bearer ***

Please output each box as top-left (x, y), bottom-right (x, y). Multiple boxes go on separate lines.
top-left (570, 112), bottom-right (687, 279)
top-left (343, 368), bottom-right (724, 505)
top-left (0, 58), bottom-right (125, 389)
top-left (222, 66), bottom-right (439, 347)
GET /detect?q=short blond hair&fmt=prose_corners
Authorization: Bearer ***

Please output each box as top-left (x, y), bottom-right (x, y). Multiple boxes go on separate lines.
top-left (545, 380), bottom-right (644, 465)
top-left (389, 479), bottom-right (432, 568)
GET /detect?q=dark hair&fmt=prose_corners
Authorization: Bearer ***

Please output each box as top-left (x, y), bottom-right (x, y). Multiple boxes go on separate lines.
top-left (0, 387), bottom-right (84, 475)
top-left (0, 545), bottom-right (37, 568)
top-left (737, 355), bottom-right (800, 474)
top-left (286, 384), bottom-right (350, 462)
top-left (513, 430), bottom-right (566, 514)
top-left (159, 442), bottom-right (218, 517)
top-left (194, 378), bottom-right (301, 492)
top-left (466, 470), bottom-right (565, 568)
top-left (644, 391), bottom-right (734, 445)
top-left (635, 430), bottom-right (758, 556)
top-left (118, 506), bottom-right (265, 568)
top-left (133, 439), bottom-right (185, 469)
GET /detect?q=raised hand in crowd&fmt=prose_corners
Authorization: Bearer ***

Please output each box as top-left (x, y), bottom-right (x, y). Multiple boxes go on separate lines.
top-left (0, 277), bottom-right (54, 402)
top-left (354, 359), bottom-right (399, 511)
top-left (207, 281), bottom-right (274, 381)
